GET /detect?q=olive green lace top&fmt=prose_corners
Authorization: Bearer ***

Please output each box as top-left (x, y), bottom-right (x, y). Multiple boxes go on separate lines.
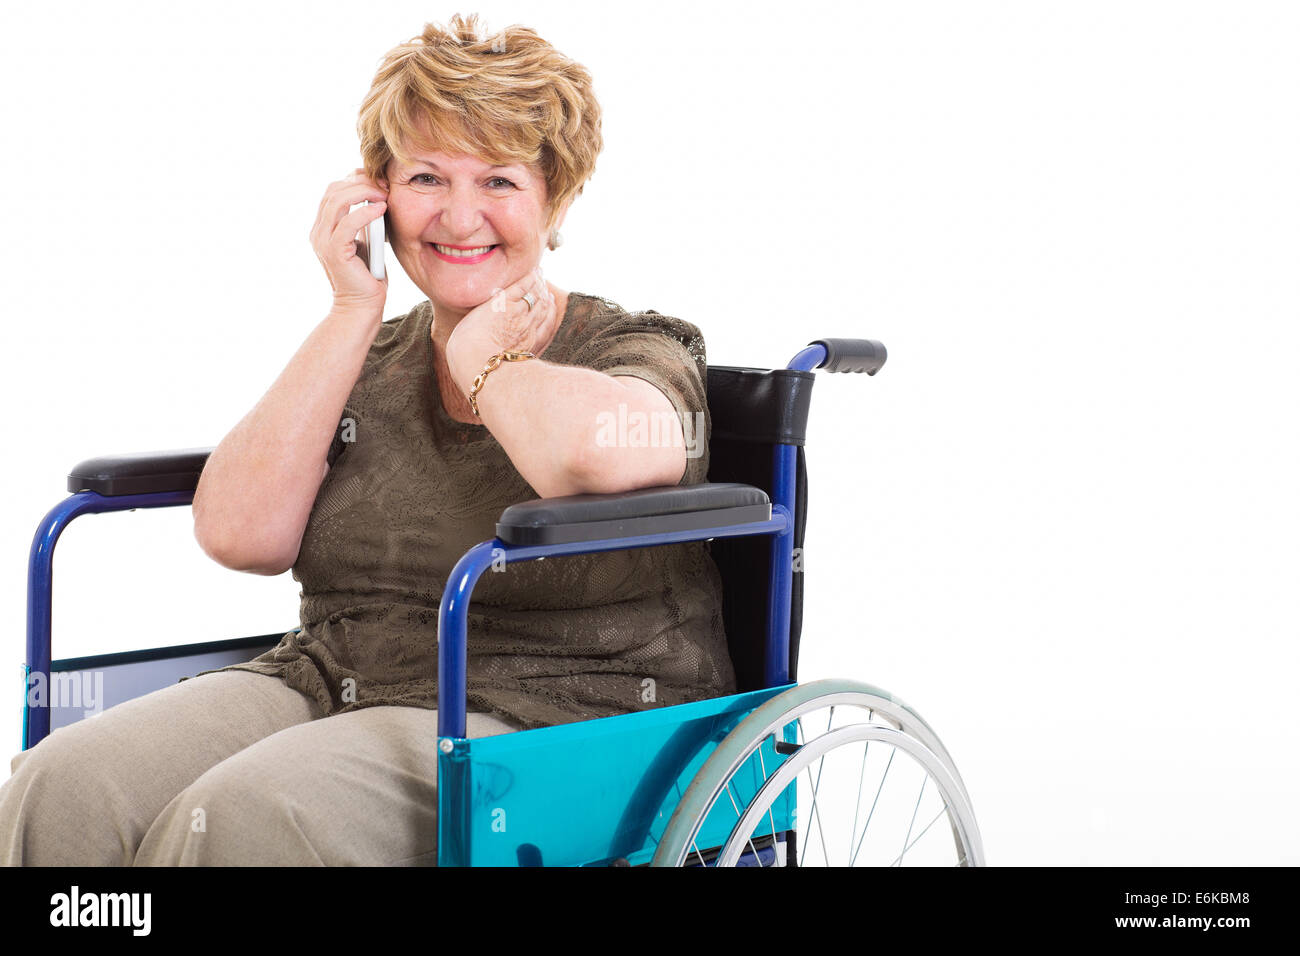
top-left (189, 291), bottom-right (737, 730)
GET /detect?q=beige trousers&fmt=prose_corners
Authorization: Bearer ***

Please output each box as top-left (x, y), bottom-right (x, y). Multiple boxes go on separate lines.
top-left (0, 670), bottom-right (521, 866)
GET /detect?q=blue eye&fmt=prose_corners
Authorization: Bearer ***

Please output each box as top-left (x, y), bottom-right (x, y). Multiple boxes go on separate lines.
top-left (489, 177), bottom-right (515, 188)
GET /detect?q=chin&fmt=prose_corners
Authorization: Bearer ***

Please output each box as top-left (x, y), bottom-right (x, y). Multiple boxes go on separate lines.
top-left (427, 285), bottom-right (493, 312)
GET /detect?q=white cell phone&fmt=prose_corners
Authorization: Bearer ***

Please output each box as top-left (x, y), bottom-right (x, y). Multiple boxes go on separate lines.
top-left (360, 200), bottom-right (386, 280)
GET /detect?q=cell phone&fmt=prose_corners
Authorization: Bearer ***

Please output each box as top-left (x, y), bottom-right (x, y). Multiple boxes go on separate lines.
top-left (360, 200), bottom-right (386, 281)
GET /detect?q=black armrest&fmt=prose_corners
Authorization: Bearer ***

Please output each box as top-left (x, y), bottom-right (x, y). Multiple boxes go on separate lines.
top-left (67, 448), bottom-right (215, 496)
top-left (496, 482), bottom-right (772, 546)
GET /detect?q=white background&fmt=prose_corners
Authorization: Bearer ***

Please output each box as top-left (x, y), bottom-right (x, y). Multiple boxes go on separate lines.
top-left (1, 1), bottom-right (1296, 865)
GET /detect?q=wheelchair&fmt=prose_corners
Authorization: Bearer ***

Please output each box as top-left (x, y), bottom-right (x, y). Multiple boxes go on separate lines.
top-left (23, 336), bottom-right (985, 867)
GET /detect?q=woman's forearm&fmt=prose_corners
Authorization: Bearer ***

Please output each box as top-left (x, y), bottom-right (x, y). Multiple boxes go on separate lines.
top-left (192, 307), bottom-right (383, 574)
top-left (453, 356), bottom-right (687, 498)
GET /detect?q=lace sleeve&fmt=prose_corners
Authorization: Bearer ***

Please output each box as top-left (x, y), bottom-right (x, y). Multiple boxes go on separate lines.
top-left (573, 309), bottom-right (711, 486)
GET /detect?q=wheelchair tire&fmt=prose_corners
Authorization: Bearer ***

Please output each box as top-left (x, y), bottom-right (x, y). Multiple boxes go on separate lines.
top-left (651, 678), bottom-right (984, 867)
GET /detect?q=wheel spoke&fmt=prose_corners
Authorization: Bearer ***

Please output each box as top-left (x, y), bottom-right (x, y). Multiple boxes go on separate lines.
top-left (796, 716), bottom-right (833, 867)
top-left (849, 747), bottom-right (895, 866)
top-left (848, 739), bottom-right (870, 859)
top-left (802, 710), bottom-right (835, 867)
top-left (726, 780), bottom-right (763, 864)
top-left (659, 684), bottom-right (981, 869)
top-left (889, 803), bottom-right (948, 867)
top-left (897, 775), bottom-right (927, 867)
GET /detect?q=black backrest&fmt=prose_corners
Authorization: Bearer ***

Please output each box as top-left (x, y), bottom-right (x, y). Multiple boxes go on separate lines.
top-left (704, 365), bottom-right (816, 693)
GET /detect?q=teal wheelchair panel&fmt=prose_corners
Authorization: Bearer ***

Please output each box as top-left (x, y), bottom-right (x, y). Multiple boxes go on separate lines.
top-left (438, 683), bottom-right (797, 867)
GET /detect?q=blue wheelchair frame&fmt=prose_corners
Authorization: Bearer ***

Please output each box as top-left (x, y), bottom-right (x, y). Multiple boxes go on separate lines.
top-left (24, 339), bottom-right (883, 866)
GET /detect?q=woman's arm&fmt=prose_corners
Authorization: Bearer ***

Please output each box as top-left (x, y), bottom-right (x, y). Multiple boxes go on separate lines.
top-left (194, 168), bottom-right (389, 574)
top-left (451, 355), bottom-right (687, 497)
top-left (191, 307), bottom-right (382, 574)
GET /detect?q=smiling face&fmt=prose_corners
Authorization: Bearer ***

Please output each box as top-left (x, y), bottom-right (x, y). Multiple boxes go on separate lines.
top-left (381, 146), bottom-right (567, 317)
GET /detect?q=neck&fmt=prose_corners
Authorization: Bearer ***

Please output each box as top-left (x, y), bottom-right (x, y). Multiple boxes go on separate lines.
top-left (429, 301), bottom-right (471, 353)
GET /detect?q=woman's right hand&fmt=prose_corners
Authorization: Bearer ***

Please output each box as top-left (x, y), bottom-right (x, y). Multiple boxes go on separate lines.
top-left (310, 167), bottom-right (389, 315)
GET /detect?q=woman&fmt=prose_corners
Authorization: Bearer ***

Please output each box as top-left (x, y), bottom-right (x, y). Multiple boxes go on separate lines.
top-left (0, 14), bottom-right (735, 865)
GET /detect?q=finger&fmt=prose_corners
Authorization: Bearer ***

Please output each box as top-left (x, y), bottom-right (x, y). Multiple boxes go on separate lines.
top-left (333, 201), bottom-right (387, 256)
top-left (336, 181), bottom-right (389, 210)
top-left (346, 170), bottom-right (387, 193)
top-left (510, 290), bottom-right (544, 346)
top-left (533, 283), bottom-right (557, 332)
top-left (528, 282), bottom-right (549, 316)
top-left (505, 265), bottom-right (543, 295)
top-left (539, 299), bottom-right (560, 343)
top-left (523, 270), bottom-right (545, 306)
top-left (339, 199), bottom-right (387, 231)
top-left (318, 175), bottom-right (364, 215)
top-left (547, 287), bottom-right (561, 328)
top-left (318, 177), bottom-right (388, 224)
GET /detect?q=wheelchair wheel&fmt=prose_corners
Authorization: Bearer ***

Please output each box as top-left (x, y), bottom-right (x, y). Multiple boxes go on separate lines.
top-left (651, 679), bottom-right (984, 867)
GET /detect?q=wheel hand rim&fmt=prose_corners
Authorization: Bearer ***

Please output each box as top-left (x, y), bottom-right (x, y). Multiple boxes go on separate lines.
top-left (651, 680), bottom-right (984, 867)
top-left (717, 723), bottom-right (975, 868)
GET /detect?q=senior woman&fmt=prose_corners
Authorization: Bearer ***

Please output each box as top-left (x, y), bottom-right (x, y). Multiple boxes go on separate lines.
top-left (0, 14), bottom-right (735, 866)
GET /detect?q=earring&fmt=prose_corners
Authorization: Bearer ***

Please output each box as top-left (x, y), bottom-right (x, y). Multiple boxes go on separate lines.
top-left (547, 229), bottom-right (564, 251)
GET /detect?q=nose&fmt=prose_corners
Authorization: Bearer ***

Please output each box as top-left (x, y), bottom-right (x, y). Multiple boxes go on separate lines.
top-left (439, 181), bottom-right (486, 240)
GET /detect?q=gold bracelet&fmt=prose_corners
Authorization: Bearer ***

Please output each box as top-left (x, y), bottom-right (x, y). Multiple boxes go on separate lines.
top-left (468, 350), bottom-right (535, 417)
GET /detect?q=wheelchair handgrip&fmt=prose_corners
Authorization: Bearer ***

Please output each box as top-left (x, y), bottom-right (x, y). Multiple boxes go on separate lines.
top-left (806, 338), bottom-right (887, 375)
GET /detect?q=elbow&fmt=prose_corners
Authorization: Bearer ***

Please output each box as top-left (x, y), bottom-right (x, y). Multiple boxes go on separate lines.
top-left (565, 436), bottom-right (686, 496)
top-left (192, 515), bottom-right (297, 576)
top-left (189, 458), bottom-right (327, 575)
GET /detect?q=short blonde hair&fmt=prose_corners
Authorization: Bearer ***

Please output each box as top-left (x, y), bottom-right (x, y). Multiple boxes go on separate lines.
top-left (357, 13), bottom-right (603, 233)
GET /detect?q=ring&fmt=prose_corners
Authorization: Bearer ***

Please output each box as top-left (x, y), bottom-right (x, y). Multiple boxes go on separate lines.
top-left (521, 291), bottom-right (536, 311)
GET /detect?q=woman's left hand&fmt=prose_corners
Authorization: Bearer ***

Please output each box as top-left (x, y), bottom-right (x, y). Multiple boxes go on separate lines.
top-left (444, 265), bottom-right (560, 385)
